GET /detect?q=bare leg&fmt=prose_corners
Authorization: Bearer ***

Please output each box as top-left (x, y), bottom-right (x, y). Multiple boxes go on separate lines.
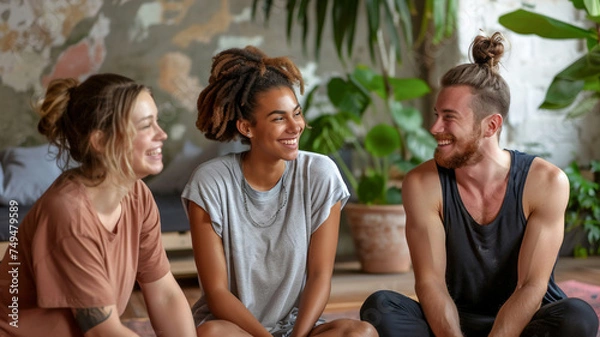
top-left (308, 319), bottom-right (378, 337)
top-left (196, 320), bottom-right (252, 337)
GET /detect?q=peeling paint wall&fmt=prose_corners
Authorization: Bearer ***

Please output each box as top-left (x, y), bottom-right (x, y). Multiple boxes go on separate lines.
top-left (0, 0), bottom-right (352, 159)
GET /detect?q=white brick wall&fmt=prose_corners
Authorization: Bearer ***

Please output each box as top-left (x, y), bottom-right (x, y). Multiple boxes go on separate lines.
top-left (457, 0), bottom-right (600, 167)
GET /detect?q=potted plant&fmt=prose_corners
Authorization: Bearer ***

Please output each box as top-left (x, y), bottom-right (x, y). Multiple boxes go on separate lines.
top-left (299, 64), bottom-right (436, 273)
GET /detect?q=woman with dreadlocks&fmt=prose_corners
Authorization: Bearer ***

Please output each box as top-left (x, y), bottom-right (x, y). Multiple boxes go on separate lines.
top-left (181, 46), bottom-right (377, 337)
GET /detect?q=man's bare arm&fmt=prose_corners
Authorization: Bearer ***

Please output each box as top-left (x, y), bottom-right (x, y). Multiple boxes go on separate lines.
top-left (489, 159), bottom-right (569, 337)
top-left (403, 161), bottom-right (464, 337)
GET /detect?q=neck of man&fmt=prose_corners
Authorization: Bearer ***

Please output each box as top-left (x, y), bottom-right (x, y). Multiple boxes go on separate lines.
top-left (454, 141), bottom-right (510, 188)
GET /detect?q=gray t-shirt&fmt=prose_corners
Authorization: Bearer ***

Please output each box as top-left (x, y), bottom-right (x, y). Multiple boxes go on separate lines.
top-left (181, 150), bottom-right (350, 333)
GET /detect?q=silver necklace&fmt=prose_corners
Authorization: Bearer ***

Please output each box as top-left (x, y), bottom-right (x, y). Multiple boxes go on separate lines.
top-left (241, 178), bottom-right (288, 228)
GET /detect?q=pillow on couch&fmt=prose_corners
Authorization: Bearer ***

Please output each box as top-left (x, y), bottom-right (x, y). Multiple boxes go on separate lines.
top-left (0, 144), bottom-right (63, 206)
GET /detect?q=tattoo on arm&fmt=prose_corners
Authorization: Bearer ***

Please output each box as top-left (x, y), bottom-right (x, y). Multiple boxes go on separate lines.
top-left (74, 307), bottom-right (112, 333)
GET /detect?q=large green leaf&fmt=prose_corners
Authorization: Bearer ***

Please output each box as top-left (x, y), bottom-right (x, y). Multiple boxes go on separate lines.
top-left (571, 0), bottom-right (587, 10)
top-left (540, 78), bottom-right (585, 109)
top-left (499, 9), bottom-right (595, 39)
top-left (385, 186), bottom-right (403, 204)
top-left (357, 172), bottom-right (386, 204)
top-left (582, 77), bottom-right (600, 91)
top-left (364, 124), bottom-right (401, 157)
top-left (539, 45), bottom-right (600, 109)
top-left (389, 77), bottom-right (431, 101)
top-left (567, 95), bottom-right (599, 119)
top-left (389, 102), bottom-right (423, 132)
top-left (404, 128), bottom-right (436, 162)
top-left (351, 65), bottom-right (380, 92)
top-left (588, 15), bottom-right (600, 24)
top-left (300, 113), bottom-right (354, 154)
top-left (585, 0), bottom-right (600, 16)
top-left (553, 45), bottom-right (600, 80)
top-left (351, 65), bottom-right (430, 101)
top-left (327, 77), bottom-right (371, 119)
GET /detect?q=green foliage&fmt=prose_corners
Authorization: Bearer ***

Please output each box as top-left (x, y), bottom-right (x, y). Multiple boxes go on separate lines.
top-left (251, 0), bottom-right (457, 66)
top-left (564, 160), bottom-right (600, 255)
top-left (300, 65), bottom-right (436, 205)
top-left (499, 2), bottom-right (600, 116)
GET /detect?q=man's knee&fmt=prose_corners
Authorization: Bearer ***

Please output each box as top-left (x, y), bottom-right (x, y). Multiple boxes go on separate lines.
top-left (529, 298), bottom-right (599, 337)
top-left (559, 298), bottom-right (599, 337)
top-left (360, 290), bottom-right (400, 320)
top-left (360, 290), bottom-right (419, 325)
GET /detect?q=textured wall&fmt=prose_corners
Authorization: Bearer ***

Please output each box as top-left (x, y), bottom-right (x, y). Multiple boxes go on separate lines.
top-left (0, 0), bottom-right (357, 160)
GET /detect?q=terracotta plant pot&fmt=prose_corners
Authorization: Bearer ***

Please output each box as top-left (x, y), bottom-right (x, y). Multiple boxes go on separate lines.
top-left (344, 203), bottom-right (411, 273)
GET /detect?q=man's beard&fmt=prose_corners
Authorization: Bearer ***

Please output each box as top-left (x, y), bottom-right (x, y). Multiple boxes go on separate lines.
top-left (434, 128), bottom-right (482, 169)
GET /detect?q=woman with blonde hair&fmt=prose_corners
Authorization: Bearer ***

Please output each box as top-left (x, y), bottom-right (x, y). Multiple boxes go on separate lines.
top-left (0, 73), bottom-right (196, 337)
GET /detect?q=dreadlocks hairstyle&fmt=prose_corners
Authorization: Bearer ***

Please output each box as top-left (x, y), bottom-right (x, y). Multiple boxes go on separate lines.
top-left (441, 32), bottom-right (510, 124)
top-left (196, 45), bottom-right (305, 144)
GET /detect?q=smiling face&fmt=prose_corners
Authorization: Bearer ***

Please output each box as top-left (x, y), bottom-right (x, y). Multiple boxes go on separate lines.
top-left (130, 90), bottom-right (168, 179)
top-left (243, 86), bottom-right (305, 162)
top-left (431, 85), bottom-right (484, 169)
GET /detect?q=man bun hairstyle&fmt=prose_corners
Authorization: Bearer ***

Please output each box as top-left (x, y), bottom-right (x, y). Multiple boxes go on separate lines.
top-left (441, 31), bottom-right (510, 122)
top-left (196, 45), bottom-right (304, 144)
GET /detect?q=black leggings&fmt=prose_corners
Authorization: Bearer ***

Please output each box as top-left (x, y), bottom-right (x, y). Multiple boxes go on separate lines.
top-left (360, 290), bottom-right (599, 337)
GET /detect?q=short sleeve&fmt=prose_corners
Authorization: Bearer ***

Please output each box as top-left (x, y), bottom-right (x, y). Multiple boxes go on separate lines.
top-left (181, 159), bottom-right (229, 237)
top-left (307, 154), bottom-right (350, 233)
top-left (34, 234), bottom-right (114, 309)
top-left (136, 182), bottom-right (170, 283)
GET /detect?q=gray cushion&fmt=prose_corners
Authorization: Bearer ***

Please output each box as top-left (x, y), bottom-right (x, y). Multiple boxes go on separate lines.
top-left (0, 144), bottom-right (62, 206)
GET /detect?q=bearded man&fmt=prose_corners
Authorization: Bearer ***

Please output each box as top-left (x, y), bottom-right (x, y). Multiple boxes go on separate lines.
top-left (359, 32), bottom-right (599, 337)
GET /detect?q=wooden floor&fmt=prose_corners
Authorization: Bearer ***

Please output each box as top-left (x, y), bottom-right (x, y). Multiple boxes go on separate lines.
top-left (122, 256), bottom-right (600, 320)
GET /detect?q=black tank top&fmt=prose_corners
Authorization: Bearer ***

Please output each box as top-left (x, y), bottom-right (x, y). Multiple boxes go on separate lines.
top-left (438, 150), bottom-right (565, 316)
